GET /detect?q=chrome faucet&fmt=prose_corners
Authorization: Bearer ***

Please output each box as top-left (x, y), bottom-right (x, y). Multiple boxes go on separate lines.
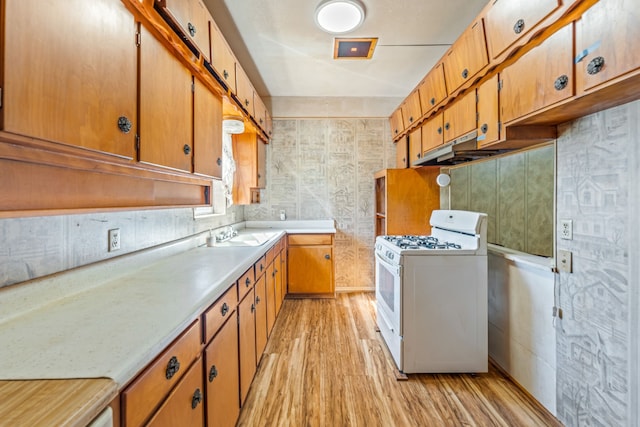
top-left (215, 225), bottom-right (237, 242)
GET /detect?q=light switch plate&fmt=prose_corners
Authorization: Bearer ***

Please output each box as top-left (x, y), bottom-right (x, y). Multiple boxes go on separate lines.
top-left (560, 219), bottom-right (573, 240)
top-left (558, 249), bottom-right (572, 273)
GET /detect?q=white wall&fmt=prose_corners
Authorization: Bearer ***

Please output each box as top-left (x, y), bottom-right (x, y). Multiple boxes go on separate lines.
top-left (488, 250), bottom-right (557, 415)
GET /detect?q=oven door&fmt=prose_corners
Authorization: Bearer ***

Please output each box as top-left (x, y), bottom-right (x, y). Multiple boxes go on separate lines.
top-left (375, 251), bottom-right (402, 335)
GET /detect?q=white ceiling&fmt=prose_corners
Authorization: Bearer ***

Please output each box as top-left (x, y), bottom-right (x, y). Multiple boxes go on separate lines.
top-left (202, 0), bottom-right (488, 99)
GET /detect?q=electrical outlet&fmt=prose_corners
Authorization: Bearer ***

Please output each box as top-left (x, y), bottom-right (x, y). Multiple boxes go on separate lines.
top-left (108, 228), bottom-right (121, 252)
top-left (558, 249), bottom-right (572, 273)
top-left (560, 219), bottom-right (573, 240)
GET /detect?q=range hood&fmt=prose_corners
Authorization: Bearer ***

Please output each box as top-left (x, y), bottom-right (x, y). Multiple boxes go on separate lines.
top-left (412, 130), bottom-right (509, 167)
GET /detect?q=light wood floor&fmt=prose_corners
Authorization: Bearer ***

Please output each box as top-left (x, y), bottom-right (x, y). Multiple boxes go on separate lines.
top-left (238, 292), bottom-right (562, 427)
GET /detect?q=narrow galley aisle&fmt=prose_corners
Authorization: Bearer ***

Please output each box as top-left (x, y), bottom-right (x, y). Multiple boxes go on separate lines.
top-left (237, 293), bottom-right (562, 427)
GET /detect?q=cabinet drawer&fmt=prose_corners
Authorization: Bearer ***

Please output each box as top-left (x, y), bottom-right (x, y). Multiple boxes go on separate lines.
top-left (146, 357), bottom-right (205, 427)
top-left (266, 245), bottom-right (277, 266)
top-left (288, 234), bottom-right (333, 246)
top-left (255, 255), bottom-right (267, 278)
top-left (122, 320), bottom-right (201, 427)
top-left (237, 266), bottom-right (256, 301)
top-left (203, 284), bottom-right (238, 344)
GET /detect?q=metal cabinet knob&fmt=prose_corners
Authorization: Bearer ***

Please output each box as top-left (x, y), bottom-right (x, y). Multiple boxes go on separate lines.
top-left (513, 19), bottom-right (525, 35)
top-left (183, 144), bottom-right (191, 155)
top-left (461, 68), bottom-right (469, 79)
top-left (188, 22), bottom-right (196, 37)
top-left (191, 388), bottom-right (202, 409)
top-left (251, 303), bottom-right (255, 313)
top-left (217, 158), bottom-right (222, 166)
top-left (481, 123), bottom-right (488, 134)
top-left (437, 127), bottom-right (442, 134)
top-left (245, 277), bottom-right (251, 287)
top-left (165, 356), bottom-right (180, 380)
top-left (444, 122), bottom-right (450, 131)
top-left (430, 97), bottom-right (435, 105)
top-left (223, 70), bottom-right (229, 80)
top-left (117, 116), bottom-right (132, 134)
top-left (587, 56), bottom-right (605, 75)
top-left (554, 75), bottom-right (569, 91)
top-left (324, 254), bottom-right (331, 260)
top-left (208, 365), bottom-right (218, 382)
top-left (221, 302), bottom-right (229, 316)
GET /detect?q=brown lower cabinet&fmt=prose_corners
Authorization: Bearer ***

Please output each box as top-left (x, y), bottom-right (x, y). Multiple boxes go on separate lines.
top-left (287, 234), bottom-right (335, 297)
top-left (119, 236), bottom-right (295, 426)
top-left (146, 358), bottom-right (205, 427)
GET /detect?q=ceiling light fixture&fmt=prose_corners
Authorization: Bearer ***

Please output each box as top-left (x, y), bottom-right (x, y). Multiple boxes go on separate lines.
top-left (315, 0), bottom-right (365, 34)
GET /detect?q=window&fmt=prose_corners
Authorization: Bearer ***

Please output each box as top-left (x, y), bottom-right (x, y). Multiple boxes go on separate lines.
top-left (193, 179), bottom-right (227, 218)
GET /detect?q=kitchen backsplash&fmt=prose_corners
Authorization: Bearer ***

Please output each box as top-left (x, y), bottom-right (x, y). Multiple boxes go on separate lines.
top-left (555, 99), bottom-right (639, 427)
top-left (245, 118), bottom-right (396, 290)
top-left (446, 144), bottom-right (555, 257)
top-left (0, 205), bottom-right (245, 289)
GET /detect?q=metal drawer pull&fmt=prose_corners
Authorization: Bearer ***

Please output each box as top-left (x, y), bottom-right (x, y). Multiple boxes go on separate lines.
top-left (221, 302), bottom-right (229, 316)
top-left (188, 22), bottom-right (196, 37)
top-left (192, 388), bottom-right (202, 409)
top-left (256, 296), bottom-right (261, 304)
top-left (208, 365), bottom-right (218, 382)
top-left (165, 356), bottom-right (180, 380)
top-left (587, 56), bottom-right (605, 75)
top-left (245, 277), bottom-right (251, 287)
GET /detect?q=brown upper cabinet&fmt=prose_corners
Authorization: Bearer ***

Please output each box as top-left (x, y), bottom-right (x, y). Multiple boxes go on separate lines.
top-left (235, 64), bottom-right (255, 118)
top-left (476, 74), bottom-right (500, 148)
top-left (155, 0), bottom-right (212, 63)
top-left (443, 18), bottom-right (489, 95)
top-left (390, 108), bottom-right (405, 138)
top-left (408, 127), bottom-right (423, 166)
top-left (418, 63), bottom-right (448, 115)
top-left (575, 0), bottom-right (640, 94)
top-left (396, 137), bottom-right (409, 169)
top-left (499, 23), bottom-right (574, 124)
top-left (401, 90), bottom-right (423, 130)
top-left (2, 0), bottom-right (137, 159)
top-left (193, 78), bottom-right (223, 178)
top-left (265, 110), bottom-right (274, 139)
top-left (443, 89), bottom-right (477, 143)
top-left (233, 131), bottom-right (267, 204)
top-left (484, 0), bottom-right (561, 60)
top-left (421, 112), bottom-right (445, 155)
top-left (210, 18), bottom-right (237, 94)
top-left (253, 94), bottom-right (268, 134)
top-left (139, 26), bottom-right (194, 172)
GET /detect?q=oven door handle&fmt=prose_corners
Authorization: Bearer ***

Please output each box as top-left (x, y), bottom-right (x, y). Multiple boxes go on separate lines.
top-left (375, 252), bottom-right (401, 277)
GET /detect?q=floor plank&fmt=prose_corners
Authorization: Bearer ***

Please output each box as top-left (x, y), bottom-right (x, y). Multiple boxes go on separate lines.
top-left (238, 293), bottom-right (562, 427)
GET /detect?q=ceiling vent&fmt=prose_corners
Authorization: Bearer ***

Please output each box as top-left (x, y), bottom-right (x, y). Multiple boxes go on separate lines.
top-left (333, 37), bottom-right (377, 59)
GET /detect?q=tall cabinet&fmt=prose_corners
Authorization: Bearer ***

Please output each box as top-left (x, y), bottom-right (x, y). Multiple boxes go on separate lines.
top-left (374, 168), bottom-right (441, 236)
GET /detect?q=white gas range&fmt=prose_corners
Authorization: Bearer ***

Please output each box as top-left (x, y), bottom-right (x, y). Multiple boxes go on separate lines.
top-left (374, 210), bottom-right (488, 374)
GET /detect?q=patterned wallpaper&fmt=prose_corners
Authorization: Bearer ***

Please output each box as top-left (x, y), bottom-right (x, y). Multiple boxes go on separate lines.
top-left (245, 119), bottom-right (396, 290)
top-left (555, 100), bottom-right (639, 427)
top-left (448, 144), bottom-right (555, 257)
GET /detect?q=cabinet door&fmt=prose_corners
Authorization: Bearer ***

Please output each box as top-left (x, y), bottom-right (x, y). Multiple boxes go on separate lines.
top-left (274, 253), bottom-right (283, 315)
top-left (233, 132), bottom-right (265, 204)
top-left (443, 19), bottom-right (489, 94)
top-left (476, 74), bottom-right (500, 148)
top-left (210, 19), bottom-right (237, 94)
top-left (287, 246), bottom-right (334, 295)
top-left (443, 90), bottom-right (477, 143)
top-left (253, 94), bottom-right (268, 133)
top-left (408, 127), bottom-right (423, 166)
top-left (401, 90), bottom-right (422, 130)
top-left (257, 139), bottom-right (267, 189)
top-left (266, 262), bottom-right (276, 336)
top-left (421, 112), bottom-right (444, 154)
top-left (390, 108), bottom-right (405, 138)
top-left (2, 0), bottom-right (136, 158)
top-left (146, 358), bottom-right (205, 427)
top-left (205, 316), bottom-right (240, 427)
top-left (235, 64), bottom-right (255, 117)
top-left (193, 78), bottom-right (223, 178)
top-left (238, 291), bottom-right (256, 405)
top-left (485, 0), bottom-right (560, 59)
top-left (418, 63), bottom-right (448, 114)
top-left (139, 27), bottom-right (193, 172)
top-left (395, 137), bottom-right (409, 169)
top-left (265, 110), bottom-right (274, 140)
top-left (500, 24), bottom-right (574, 124)
top-left (254, 274), bottom-right (268, 358)
top-left (575, 0), bottom-right (640, 93)
top-left (155, 0), bottom-right (211, 62)
top-left (279, 247), bottom-right (288, 302)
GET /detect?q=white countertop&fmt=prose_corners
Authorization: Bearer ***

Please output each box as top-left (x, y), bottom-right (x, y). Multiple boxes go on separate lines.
top-left (0, 220), bottom-right (335, 387)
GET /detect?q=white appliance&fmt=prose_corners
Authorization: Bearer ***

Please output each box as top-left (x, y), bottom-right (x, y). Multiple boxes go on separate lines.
top-left (375, 209), bottom-right (488, 374)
